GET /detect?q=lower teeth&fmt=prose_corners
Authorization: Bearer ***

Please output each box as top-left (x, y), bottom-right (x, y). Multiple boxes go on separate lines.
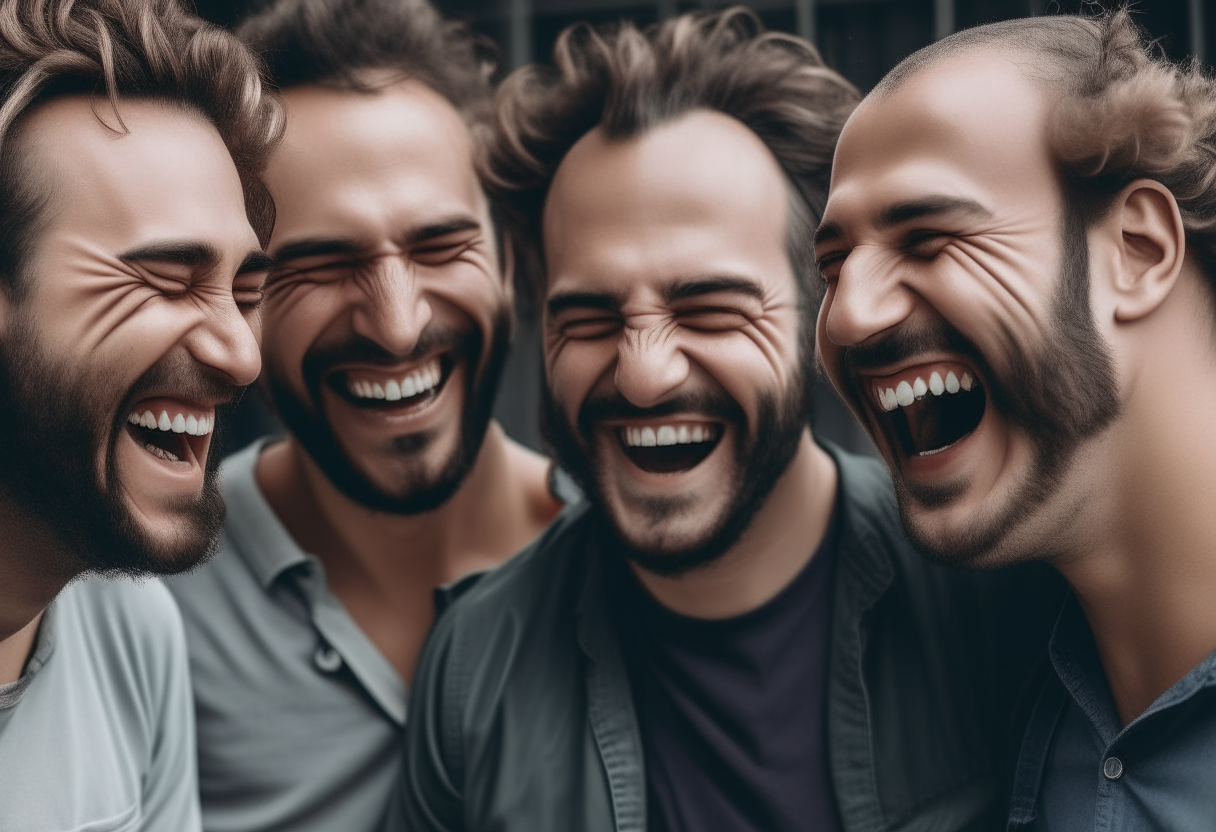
top-left (145, 443), bottom-right (180, 463)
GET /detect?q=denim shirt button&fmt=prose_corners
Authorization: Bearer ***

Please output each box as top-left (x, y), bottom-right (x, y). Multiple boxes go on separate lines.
top-left (1102, 756), bottom-right (1125, 781)
top-left (314, 644), bottom-right (342, 673)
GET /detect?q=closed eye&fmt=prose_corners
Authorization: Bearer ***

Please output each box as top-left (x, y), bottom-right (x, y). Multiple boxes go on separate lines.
top-left (557, 315), bottom-right (623, 340)
top-left (412, 236), bottom-right (478, 266)
top-left (677, 307), bottom-right (751, 331)
top-left (901, 230), bottom-right (954, 258)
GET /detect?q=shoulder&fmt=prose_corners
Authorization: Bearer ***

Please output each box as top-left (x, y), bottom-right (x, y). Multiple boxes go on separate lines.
top-left (60, 575), bottom-right (185, 650)
top-left (55, 576), bottom-right (189, 703)
top-left (418, 500), bottom-right (596, 717)
top-left (432, 499), bottom-right (595, 642)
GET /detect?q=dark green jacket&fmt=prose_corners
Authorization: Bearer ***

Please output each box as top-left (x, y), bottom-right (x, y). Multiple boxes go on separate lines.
top-left (398, 444), bottom-right (1062, 832)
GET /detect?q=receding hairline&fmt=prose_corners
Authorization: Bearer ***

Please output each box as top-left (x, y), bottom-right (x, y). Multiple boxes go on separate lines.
top-left (872, 16), bottom-right (1096, 100)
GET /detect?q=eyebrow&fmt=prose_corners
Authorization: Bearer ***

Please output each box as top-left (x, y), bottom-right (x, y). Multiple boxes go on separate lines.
top-left (271, 217), bottom-right (484, 268)
top-left (814, 196), bottom-right (994, 250)
top-left (876, 196), bottom-right (993, 229)
top-left (664, 276), bottom-right (765, 303)
top-left (119, 241), bottom-right (220, 269)
top-left (546, 290), bottom-right (624, 318)
top-left (237, 251), bottom-right (274, 275)
top-left (270, 238), bottom-right (363, 266)
top-left (407, 217), bottom-right (481, 244)
top-left (813, 221), bottom-right (843, 249)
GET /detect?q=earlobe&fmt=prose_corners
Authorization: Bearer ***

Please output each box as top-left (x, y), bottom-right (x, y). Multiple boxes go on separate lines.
top-left (1108, 179), bottom-right (1186, 323)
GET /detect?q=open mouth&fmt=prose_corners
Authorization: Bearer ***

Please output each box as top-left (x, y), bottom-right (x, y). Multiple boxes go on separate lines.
top-left (617, 421), bottom-right (722, 474)
top-left (125, 399), bottom-right (213, 465)
top-left (332, 355), bottom-right (449, 411)
top-left (870, 366), bottom-right (985, 458)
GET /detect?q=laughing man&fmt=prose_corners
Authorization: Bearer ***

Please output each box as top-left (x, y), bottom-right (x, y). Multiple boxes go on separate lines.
top-left (816, 9), bottom-right (1216, 829)
top-left (397, 10), bottom-right (1061, 832)
top-left (163, 0), bottom-right (563, 830)
top-left (0, 0), bottom-right (280, 828)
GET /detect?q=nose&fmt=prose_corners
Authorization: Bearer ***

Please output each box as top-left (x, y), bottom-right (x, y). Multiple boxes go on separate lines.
top-left (614, 322), bottom-right (690, 409)
top-left (350, 256), bottom-right (433, 358)
top-left (821, 246), bottom-right (918, 347)
top-left (186, 300), bottom-right (262, 387)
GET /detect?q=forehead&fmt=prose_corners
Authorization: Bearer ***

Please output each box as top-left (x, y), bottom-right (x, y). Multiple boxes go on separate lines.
top-left (23, 96), bottom-right (255, 254)
top-left (826, 52), bottom-right (1059, 227)
top-left (266, 81), bottom-right (484, 245)
top-left (543, 109), bottom-right (792, 295)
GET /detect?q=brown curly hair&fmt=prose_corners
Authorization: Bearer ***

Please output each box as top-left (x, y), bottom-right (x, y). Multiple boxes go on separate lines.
top-left (487, 7), bottom-right (861, 305)
top-left (0, 0), bottom-right (284, 295)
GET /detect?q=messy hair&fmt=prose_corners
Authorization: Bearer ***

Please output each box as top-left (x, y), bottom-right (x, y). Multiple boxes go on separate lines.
top-left (488, 7), bottom-right (860, 304)
top-left (0, 0), bottom-right (282, 296)
top-left (880, 8), bottom-right (1216, 298)
top-left (237, 0), bottom-right (496, 134)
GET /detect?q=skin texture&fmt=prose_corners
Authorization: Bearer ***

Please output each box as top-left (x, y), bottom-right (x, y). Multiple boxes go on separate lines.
top-left (543, 110), bottom-right (836, 619)
top-left (817, 51), bottom-right (1216, 723)
top-left (254, 80), bottom-right (559, 681)
top-left (0, 97), bottom-right (266, 682)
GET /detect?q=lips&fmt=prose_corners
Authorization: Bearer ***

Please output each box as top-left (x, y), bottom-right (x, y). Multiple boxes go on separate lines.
top-left (867, 363), bottom-right (986, 457)
top-left (328, 354), bottom-right (450, 411)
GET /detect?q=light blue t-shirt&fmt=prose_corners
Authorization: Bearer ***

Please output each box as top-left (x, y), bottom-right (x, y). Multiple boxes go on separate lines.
top-left (0, 576), bottom-right (201, 832)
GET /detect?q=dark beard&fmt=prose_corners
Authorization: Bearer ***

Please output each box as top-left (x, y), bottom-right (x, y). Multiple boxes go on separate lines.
top-left (0, 316), bottom-right (232, 577)
top-left (838, 201), bottom-right (1120, 565)
top-left (264, 306), bottom-right (512, 515)
top-left (542, 367), bottom-right (811, 577)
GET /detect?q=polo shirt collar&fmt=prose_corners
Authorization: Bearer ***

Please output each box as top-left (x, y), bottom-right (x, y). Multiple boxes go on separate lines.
top-left (221, 439), bottom-right (310, 590)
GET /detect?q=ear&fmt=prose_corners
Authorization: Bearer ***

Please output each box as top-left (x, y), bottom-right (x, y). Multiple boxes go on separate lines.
top-left (1105, 179), bottom-right (1186, 323)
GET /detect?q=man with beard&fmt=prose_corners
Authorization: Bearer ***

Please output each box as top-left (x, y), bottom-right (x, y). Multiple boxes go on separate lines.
top-left (816, 8), bottom-right (1216, 830)
top-left (0, 0), bottom-right (281, 828)
top-left (163, 1), bottom-right (563, 830)
top-left (396, 10), bottom-right (1060, 832)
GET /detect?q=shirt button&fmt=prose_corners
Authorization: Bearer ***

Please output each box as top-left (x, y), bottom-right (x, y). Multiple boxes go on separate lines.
top-left (1103, 756), bottom-right (1124, 781)
top-left (313, 644), bottom-right (342, 673)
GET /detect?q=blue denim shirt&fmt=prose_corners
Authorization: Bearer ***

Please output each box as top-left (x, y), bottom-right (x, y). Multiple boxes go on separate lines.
top-left (1008, 593), bottom-right (1216, 831)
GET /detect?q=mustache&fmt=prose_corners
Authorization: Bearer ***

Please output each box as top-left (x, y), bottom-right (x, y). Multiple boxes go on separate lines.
top-left (303, 326), bottom-right (476, 378)
top-left (838, 321), bottom-right (983, 375)
top-left (122, 352), bottom-right (245, 413)
top-left (577, 390), bottom-right (744, 433)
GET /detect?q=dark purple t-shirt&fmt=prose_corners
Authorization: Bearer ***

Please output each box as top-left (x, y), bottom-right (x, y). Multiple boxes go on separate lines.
top-left (611, 516), bottom-right (842, 832)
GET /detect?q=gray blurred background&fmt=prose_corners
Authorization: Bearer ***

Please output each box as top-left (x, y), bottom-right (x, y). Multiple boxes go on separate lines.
top-left (199, 0), bottom-right (1213, 459)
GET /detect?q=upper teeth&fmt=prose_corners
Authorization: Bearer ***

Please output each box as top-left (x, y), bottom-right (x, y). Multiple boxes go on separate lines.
top-left (621, 424), bottom-right (717, 447)
top-left (128, 409), bottom-right (211, 435)
top-left (876, 370), bottom-right (975, 413)
top-left (349, 360), bottom-right (442, 401)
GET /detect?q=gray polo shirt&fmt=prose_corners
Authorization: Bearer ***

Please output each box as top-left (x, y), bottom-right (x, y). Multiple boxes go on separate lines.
top-left (1008, 593), bottom-right (1216, 830)
top-left (0, 576), bottom-right (200, 832)
top-left (165, 441), bottom-right (409, 832)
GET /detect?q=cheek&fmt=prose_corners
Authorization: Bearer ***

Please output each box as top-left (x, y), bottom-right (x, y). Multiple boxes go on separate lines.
top-left (545, 339), bottom-right (616, 420)
top-left (262, 288), bottom-right (343, 379)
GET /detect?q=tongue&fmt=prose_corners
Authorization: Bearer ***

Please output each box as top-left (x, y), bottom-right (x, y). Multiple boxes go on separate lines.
top-left (892, 387), bottom-right (985, 456)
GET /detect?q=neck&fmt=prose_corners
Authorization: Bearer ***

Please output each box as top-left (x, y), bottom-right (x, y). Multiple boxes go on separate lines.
top-left (256, 421), bottom-right (559, 681)
top-left (0, 499), bottom-right (79, 683)
top-left (259, 422), bottom-right (556, 587)
top-left (1056, 277), bottom-right (1216, 725)
top-left (632, 432), bottom-right (837, 619)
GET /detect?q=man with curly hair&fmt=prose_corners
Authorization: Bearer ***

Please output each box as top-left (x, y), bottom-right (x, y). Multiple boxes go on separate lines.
top-left (0, 0), bottom-right (280, 828)
top-left (164, 0), bottom-right (565, 829)
top-left (396, 10), bottom-right (1061, 832)
top-left (817, 8), bottom-right (1216, 828)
